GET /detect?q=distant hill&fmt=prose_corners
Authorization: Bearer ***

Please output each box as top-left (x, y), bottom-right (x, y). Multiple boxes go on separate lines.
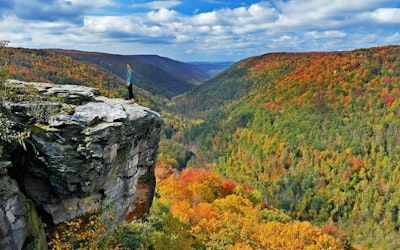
top-left (170, 45), bottom-right (400, 248)
top-left (132, 55), bottom-right (210, 85)
top-left (187, 61), bottom-right (234, 76)
top-left (52, 50), bottom-right (210, 98)
top-left (3, 47), bottom-right (234, 99)
top-left (2, 48), bottom-right (164, 109)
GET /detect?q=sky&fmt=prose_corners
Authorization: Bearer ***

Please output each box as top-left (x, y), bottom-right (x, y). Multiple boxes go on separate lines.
top-left (0, 0), bottom-right (399, 62)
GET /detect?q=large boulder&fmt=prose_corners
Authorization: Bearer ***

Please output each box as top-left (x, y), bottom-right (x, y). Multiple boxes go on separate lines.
top-left (1, 80), bottom-right (163, 248)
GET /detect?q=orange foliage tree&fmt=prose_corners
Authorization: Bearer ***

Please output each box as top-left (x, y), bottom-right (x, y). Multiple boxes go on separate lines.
top-left (155, 165), bottom-right (346, 249)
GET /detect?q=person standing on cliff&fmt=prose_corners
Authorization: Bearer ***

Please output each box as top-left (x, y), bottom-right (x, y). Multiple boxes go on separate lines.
top-left (126, 62), bottom-right (135, 104)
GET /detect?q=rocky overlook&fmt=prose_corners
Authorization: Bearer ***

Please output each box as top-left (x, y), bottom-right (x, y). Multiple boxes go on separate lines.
top-left (0, 80), bottom-right (162, 249)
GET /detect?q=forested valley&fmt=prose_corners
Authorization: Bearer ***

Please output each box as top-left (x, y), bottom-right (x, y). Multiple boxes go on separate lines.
top-left (1, 44), bottom-right (399, 249)
top-left (165, 45), bottom-right (400, 249)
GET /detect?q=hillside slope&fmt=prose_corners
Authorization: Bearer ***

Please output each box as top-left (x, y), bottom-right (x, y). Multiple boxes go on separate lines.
top-left (53, 50), bottom-right (207, 98)
top-left (171, 45), bottom-right (400, 248)
top-left (3, 47), bottom-right (165, 109)
top-left (133, 54), bottom-right (210, 85)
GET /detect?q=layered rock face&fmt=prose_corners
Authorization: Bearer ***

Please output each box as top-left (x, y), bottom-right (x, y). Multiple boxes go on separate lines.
top-left (0, 161), bottom-right (47, 250)
top-left (0, 80), bottom-right (162, 248)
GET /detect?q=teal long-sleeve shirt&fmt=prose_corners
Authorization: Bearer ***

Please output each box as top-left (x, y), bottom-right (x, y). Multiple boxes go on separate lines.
top-left (127, 69), bottom-right (134, 85)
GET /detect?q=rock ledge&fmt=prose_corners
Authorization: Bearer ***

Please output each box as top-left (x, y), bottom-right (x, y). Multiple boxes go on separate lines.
top-left (1, 80), bottom-right (163, 248)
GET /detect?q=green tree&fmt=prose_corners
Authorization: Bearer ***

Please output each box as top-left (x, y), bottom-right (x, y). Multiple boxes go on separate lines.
top-left (0, 40), bottom-right (29, 152)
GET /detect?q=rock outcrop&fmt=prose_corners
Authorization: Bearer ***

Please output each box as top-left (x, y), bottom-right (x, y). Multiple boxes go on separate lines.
top-left (0, 80), bottom-right (162, 249)
top-left (0, 161), bottom-right (47, 250)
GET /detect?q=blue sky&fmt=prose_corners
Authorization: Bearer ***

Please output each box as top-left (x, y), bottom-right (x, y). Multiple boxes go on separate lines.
top-left (0, 0), bottom-right (399, 62)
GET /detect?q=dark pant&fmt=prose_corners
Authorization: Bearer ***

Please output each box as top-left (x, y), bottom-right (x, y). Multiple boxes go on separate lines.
top-left (128, 85), bottom-right (135, 100)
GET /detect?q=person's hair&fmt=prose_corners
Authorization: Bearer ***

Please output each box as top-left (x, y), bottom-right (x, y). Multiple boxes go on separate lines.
top-left (127, 62), bottom-right (132, 68)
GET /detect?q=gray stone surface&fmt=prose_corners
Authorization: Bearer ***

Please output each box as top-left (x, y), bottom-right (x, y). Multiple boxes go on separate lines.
top-left (1, 80), bottom-right (162, 248)
top-left (0, 161), bottom-right (47, 250)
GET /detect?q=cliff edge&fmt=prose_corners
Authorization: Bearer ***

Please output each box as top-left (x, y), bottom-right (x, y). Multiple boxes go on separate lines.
top-left (0, 80), bottom-right (163, 249)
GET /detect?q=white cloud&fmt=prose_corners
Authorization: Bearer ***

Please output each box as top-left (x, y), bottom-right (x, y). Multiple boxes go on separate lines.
top-left (386, 32), bottom-right (400, 43)
top-left (84, 15), bottom-right (165, 40)
top-left (137, 0), bottom-right (181, 10)
top-left (188, 2), bottom-right (279, 37)
top-left (272, 35), bottom-right (293, 43)
top-left (0, 15), bottom-right (32, 43)
top-left (84, 16), bottom-right (131, 33)
top-left (272, 0), bottom-right (391, 29)
top-left (220, 3), bottom-right (279, 26)
top-left (193, 11), bottom-right (219, 25)
top-left (370, 8), bottom-right (400, 23)
top-left (306, 30), bottom-right (347, 39)
top-left (1, 0), bottom-right (399, 61)
top-left (146, 8), bottom-right (179, 22)
top-left (68, 0), bottom-right (113, 8)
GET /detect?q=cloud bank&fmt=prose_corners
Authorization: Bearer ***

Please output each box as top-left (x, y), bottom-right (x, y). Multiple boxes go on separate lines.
top-left (1, 0), bottom-right (399, 61)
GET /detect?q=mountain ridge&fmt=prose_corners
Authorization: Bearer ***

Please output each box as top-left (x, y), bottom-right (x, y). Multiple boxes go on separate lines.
top-left (186, 61), bottom-right (235, 76)
top-left (50, 49), bottom-right (206, 98)
top-left (131, 54), bottom-right (210, 85)
top-left (4, 47), bottom-right (225, 100)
